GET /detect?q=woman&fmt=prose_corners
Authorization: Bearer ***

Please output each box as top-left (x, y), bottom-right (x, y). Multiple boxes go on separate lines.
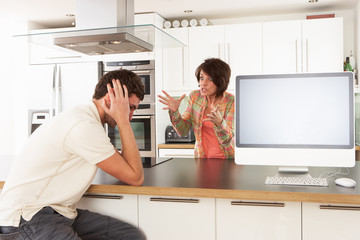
top-left (158, 58), bottom-right (234, 159)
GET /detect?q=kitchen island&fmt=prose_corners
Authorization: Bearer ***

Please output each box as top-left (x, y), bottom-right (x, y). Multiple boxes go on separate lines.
top-left (1, 158), bottom-right (360, 240)
top-left (1, 158), bottom-right (360, 203)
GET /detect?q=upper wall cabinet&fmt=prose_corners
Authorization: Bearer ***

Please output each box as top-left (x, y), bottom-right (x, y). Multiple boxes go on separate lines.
top-left (162, 28), bottom-right (189, 93)
top-left (263, 18), bottom-right (343, 74)
top-left (161, 17), bottom-right (343, 93)
top-left (188, 25), bottom-right (225, 91)
top-left (224, 23), bottom-right (263, 90)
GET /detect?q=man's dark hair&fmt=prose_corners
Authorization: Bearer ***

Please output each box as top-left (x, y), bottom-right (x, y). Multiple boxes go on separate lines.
top-left (195, 58), bottom-right (231, 97)
top-left (93, 69), bottom-right (145, 100)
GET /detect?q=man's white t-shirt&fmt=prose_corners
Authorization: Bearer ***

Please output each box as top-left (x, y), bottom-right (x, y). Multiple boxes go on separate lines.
top-left (0, 101), bottom-right (115, 227)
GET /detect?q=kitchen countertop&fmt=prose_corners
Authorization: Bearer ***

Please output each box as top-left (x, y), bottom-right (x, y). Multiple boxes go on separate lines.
top-left (1, 158), bottom-right (360, 204)
top-left (158, 143), bottom-right (195, 149)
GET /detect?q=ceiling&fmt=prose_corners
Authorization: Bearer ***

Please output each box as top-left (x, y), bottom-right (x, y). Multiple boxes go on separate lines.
top-left (1, 0), bottom-right (359, 29)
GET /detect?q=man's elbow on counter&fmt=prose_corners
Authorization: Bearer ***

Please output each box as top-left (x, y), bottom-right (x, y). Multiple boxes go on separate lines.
top-left (128, 174), bottom-right (144, 186)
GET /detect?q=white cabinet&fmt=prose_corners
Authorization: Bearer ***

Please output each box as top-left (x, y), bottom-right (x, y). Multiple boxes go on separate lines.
top-left (216, 199), bottom-right (301, 240)
top-left (158, 148), bottom-right (194, 158)
top-left (302, 18), bottom-right (343, 73)
top-left (76, 194), bottom-right (138, 227)
top-left (263, 18), bottom-right (343, 74)
top-left (224, 23), bottom-right (263, 89)
top-left (162, 28), bottom-right (189, 94)
top-left (138, 195), bottom-right (215, 240)
top-left (188, 25), bottom-right (225, 90)
top-left (263, 20), bottom-right (302, 74)
top-left (302, 202), bottom-right (360, 240)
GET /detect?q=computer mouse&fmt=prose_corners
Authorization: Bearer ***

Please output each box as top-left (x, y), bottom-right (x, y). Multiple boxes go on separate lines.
top-left (335, 178), bottom-right (356, 188)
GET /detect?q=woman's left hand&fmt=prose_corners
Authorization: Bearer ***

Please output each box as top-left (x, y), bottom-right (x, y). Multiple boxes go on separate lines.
top-left (204, 104), bottom-right (223, 126)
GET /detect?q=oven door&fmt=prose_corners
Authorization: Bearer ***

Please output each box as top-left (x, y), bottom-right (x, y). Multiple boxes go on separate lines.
top-left (108, 115), bottom-right (156, 157)
top-left (133, 69), bottom-right (155, 103)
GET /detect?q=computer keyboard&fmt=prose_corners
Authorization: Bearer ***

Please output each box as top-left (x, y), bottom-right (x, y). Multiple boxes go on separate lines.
top-left (265, 176), bottom-right (328, 187)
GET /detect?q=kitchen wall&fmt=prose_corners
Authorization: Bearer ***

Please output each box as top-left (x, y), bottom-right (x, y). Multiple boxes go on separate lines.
top-left (0, 4), bottom-right (29, 179)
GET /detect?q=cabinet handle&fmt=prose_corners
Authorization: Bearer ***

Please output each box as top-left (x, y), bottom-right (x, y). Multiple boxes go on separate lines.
top-left (295, 40), bottom-right (298, 73)
top-left (51, 64), bottom-right (57, 118)
top-left (301, 39), bottom-right (304, 72)
top-left (227, 43), bottom-right (230, 64)
top-left (83, 194), bottom-right (123, 200)
top-left (231, 201), bottom-right (285, 207)
top-left (305, 38), bottom-right (309, 72)
top-left (132, 116), bottom-right (151, 119)
top-left (133, 70), bottom-right (151, 74)
top-left (150, 197), bottom-right (199, 203)
top-left (182, 47), bottom-right (185, 87)
top-left (320, 205), bottom-right (360, 211)
top-left (218, 43), bottom-right (221, 58)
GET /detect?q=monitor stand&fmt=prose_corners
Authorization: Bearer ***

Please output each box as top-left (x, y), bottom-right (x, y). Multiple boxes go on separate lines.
top-left (278, 166), bottom-right (309, 174)
top-left (275, 166), bottom-right (311, 178)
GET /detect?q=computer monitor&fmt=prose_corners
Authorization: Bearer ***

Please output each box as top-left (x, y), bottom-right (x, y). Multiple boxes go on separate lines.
top-left (235, 72), bottom-right (355, 172)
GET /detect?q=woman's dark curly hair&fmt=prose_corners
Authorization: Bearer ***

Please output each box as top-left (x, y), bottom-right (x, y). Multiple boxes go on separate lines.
top-left (93, 69), bottom-right (144, 100)
top-left (195, 58), bottom-right (231, 97)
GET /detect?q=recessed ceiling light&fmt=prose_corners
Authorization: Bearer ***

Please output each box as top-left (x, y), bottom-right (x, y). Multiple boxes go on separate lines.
top-left (184, 10), bottom-right (193, 13)
top-left (308, 0), bottom-right (318, 3)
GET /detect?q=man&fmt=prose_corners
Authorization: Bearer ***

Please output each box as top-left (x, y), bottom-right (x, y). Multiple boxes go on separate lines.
top-left (0, 69), bottom-right (146, 239)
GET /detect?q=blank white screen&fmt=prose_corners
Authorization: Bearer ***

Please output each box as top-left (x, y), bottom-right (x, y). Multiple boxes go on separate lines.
top-left (238, 76), bottom-right (350, 147)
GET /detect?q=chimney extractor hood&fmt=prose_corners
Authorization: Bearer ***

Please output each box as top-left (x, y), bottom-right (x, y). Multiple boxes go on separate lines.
top-left (54, 32), bottom-right (153, 55)
top-left (13, 0), bottom-right (185, 55)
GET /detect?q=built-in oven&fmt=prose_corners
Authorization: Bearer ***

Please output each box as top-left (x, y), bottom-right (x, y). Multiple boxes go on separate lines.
top-left (103, 60), bottom-right (156, 158)
top-left (107, 103), bottom-right (156, 157)
top-left (103, 60), bottom-right (155, 103)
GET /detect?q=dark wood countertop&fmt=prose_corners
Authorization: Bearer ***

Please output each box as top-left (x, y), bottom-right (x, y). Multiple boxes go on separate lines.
top-left (2, 159), bottom-right (360, 204)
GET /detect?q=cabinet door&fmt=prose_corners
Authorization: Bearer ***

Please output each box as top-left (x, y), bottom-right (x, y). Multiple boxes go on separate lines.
top-left (158, 148), bottom-right (194, 158)
top-left (302, 18), bottom-right (343, 73)
top-left (303, 202), bottom-right (360, 240)
top-left (188, 25), bottom-right (225, 90)
top-left (59, 62), bottom-right (100, 111)
top-left (225, 23), bottom-right (263, 90)
top-left (138, 195), bottom-right (215, 240)
top-left (162, 28), bottom-right (189, 93)
top-left (76, 194), bottom-right (138, 227)
top-left (263, 20), bottom-right (302, 74)
top-left (216, 199), bottom-right (301, 240)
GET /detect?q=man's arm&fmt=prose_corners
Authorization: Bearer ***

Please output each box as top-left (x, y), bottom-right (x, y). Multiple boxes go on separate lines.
top-left (96, 79), bottom-right (144, 186)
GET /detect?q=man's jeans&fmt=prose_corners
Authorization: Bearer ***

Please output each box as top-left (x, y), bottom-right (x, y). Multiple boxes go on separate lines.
top-left (0, 206), bottom-right (146, 240)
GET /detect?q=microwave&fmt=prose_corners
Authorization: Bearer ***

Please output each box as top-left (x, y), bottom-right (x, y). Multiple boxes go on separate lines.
top-left (103, 60), bottom-right (155, 103)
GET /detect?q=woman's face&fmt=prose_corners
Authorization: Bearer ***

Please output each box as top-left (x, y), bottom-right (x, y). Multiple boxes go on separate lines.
top-left (199, 70), bottom-right (217, 97)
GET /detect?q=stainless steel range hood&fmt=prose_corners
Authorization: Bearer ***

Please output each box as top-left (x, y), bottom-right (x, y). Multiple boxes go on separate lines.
top-left (53, 32), bottom-right (153, 55)
top-left (14, 0), bottom-right (185, 55)
top-left (55, 0), bottom-right (152, 55)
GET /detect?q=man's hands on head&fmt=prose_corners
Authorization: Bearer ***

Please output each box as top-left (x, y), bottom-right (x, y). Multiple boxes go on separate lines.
top-left (102, 79), bottom-right (130, 125)
top-left (97, 78), bottom-right (144, 186)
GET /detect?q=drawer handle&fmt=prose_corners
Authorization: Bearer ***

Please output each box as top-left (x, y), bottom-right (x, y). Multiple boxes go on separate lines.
top-left (320, 205), bottom-right (360, 211)
top-left (150, 197), bottom-right (199, 203)
top-left (83, 194), bottom-right (123, 200)
top-left (164, 154), bottom-right (194, 157)
top-left (231, 201), bottom-right (285, 207)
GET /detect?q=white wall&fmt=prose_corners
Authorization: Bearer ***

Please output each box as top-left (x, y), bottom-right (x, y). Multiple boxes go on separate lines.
top-left (0, 3), bottom-right (29, 179)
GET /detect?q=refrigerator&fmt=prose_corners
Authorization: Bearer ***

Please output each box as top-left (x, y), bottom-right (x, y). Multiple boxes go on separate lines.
top-left (14, 61), bottom-right (102, 154)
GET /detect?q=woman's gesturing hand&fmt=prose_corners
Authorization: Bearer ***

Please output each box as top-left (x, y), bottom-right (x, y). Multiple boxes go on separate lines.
top-left (204, 104), bottom-right (223, 126)
top-left (158, 90), bottom-right (185, 113)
